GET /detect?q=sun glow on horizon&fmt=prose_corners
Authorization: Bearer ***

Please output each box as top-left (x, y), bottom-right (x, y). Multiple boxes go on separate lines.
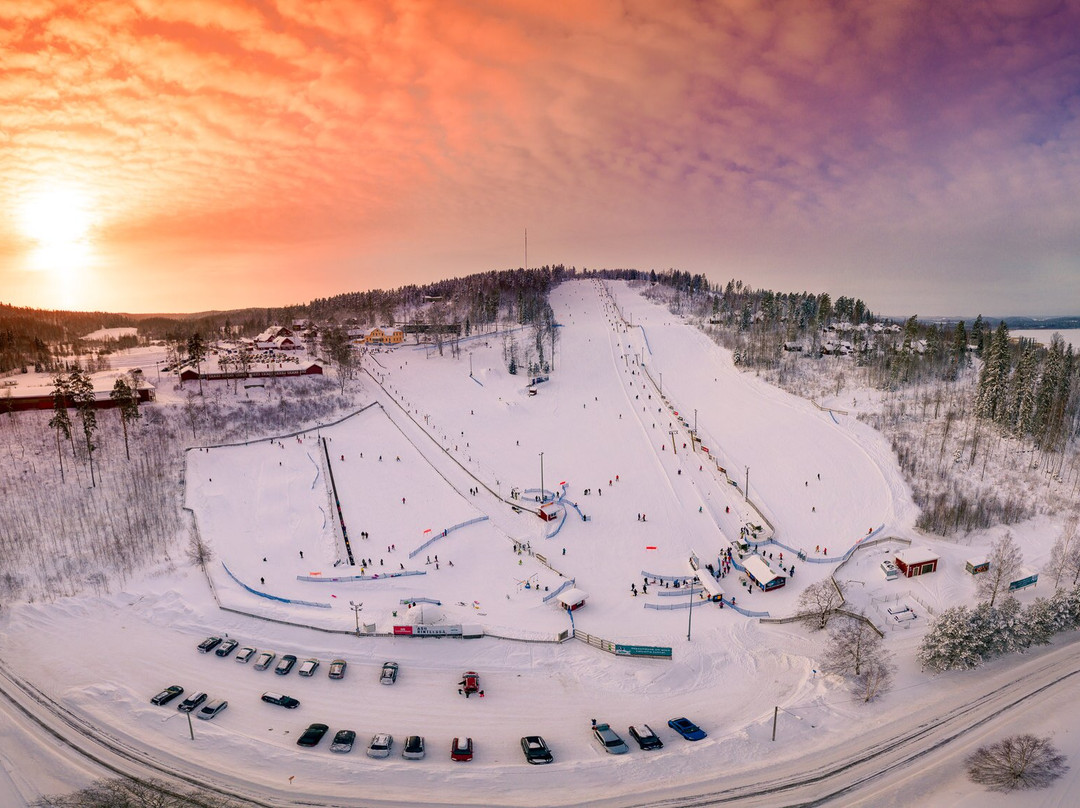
top-left (16, 183), bottom-right (98, 308)
top-left (17, 184), bottom-right (96, 246)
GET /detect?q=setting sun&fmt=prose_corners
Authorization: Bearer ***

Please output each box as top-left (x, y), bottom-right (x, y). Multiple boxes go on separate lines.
top-left (17, 184), bottom-right (94, 247)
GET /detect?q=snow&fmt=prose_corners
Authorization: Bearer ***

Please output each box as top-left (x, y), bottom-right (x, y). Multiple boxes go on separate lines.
top-left (1, 279), bottom-right (1077, 806)
top-left (81, 326), bottom-right (137, 341)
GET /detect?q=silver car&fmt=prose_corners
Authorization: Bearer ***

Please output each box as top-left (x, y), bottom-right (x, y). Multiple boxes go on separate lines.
top-left (366, 733), bottom-right (393, 758)
top-left (196, 699), bottom-right (228, 720)
top-left (253, 651), bottom-right (276, 671)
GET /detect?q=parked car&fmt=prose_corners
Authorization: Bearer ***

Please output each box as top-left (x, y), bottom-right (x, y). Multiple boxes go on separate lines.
top-left (253, 651), bottom-right (276, 671)
top-left (275, 654), bottom-right (298, 675)
top-left (298, 658), bottom-right (319, 677)
top-left (450, 736), bottom-right (473, 762)
top-left (628, 724), bottom-right (664, 750)
top-left (460, 671), bottom-right (480, 695)
top-left (330, 729), bottom-right (356, 753)
top-left (215, 638), bottom-right (239, 657)
top-left (328, 659), bottom-right (347, 679)
top-left (197, 636), bottom-right (222, 654)
top-left (196, 699), bottom-right (228, 720)
top-left (261, 692), bottom-right (300, 709)
top-left (402, 735), bottom-right (425, 760)
top-left (366, 733), bottom-right (393, 758)
top-left (380, 662), bottom-right (399, 685)
top-left (150, 685), bottom-right (184, 706)
top-left (520, 735), bottom-right (553, 764)
top-left (668, 717), bottom-right (707, 741)
top-left (592, 723), bottom-right (629, 754)
top-left (235, 646), bottom-right (256, 663)
top-left (297, 723), bottom-right (329, 747)
top-left (177, 692), bottom-right (207, 713)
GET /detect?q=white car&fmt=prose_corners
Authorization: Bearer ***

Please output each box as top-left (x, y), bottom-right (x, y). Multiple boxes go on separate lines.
top-left (235, 647), bottom-right (257, 663)
top-left (298, 658), bottom-right (320, 677)
top-left (367, 733), bottom-right (393, 758)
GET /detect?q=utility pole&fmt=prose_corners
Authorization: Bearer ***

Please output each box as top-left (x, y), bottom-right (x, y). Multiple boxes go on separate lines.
top-left (659, 372), bottom-right (663, 394)
top-left (745, 466), bottom-right (750, 502)
top-left (694, 408), bottom-right (697, 434)
top-left (539, 451), bottom-right (545, 503)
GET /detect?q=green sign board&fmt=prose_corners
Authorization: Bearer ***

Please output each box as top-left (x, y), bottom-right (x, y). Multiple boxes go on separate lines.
top-left (614, 644), bottom-right (672, 659)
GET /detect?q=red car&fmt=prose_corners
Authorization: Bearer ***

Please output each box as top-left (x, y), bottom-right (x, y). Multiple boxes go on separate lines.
top-left (459, 671), bottom-right (480, 695)
top-left (451, 736), bottom-right (473, 761)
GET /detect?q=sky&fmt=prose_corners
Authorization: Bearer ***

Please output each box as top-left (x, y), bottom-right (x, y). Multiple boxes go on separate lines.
top-left (2, 0), bottom-right (1079, 316)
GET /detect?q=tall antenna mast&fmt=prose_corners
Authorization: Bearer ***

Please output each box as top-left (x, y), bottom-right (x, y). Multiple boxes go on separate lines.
top-left (524, 227), bottom-right (528, 270)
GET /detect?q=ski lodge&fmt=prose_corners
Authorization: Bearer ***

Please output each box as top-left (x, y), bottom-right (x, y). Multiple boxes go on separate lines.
top-left (742, 555), bottom-right (786, 591)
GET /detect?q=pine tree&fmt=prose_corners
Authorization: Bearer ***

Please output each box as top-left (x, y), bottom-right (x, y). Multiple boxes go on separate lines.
top-left (1033, 336), bottom-right (1065, 450)
top-left (976, 322), bottom-right (1011, 422)
top-left (109, 375), bottom-right (141, 461)
top-left (918, 605), bottom-right (982, 671)
top-left (971, 314), bottom-right (985, 357)
top-left (69, 369), bottom-right (98, 487)
top-left (47, 374), bottom-right (73, 482)
top-left (186, 331), bottom-right (207, 395)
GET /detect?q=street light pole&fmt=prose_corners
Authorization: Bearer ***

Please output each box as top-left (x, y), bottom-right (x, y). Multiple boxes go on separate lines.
top-left (539, 451), bottom-right (545, 503)
top-left (745, 466), bottom-right (749, 502)
top-left (687, 577), bottom-right (694, 641)
top-left (349, 600), bottom-right (363, 636)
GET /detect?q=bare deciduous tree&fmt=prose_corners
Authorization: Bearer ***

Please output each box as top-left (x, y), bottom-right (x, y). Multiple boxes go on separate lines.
top-left (852, 654), bottom-right (894, 702)
top-left (978, 531), bottom-right (1021, 607)
top-left (797, 579), bottom-right (843, 630)
top-left (821, 617), bottom-right (883, 676)
top-left (33, 776), bottom-right (243, 807)
top-left (1045, 514), bottom-right (1080, 589)
top-left (966, 734), bottom-right (1068, 792)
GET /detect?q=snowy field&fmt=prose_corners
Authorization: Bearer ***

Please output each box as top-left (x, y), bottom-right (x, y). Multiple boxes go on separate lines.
top-left (1, 279), bottom-right (1078, 807)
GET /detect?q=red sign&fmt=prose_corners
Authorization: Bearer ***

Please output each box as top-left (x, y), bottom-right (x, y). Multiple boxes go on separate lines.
top-left (393, 625), bottom-right (413, 635)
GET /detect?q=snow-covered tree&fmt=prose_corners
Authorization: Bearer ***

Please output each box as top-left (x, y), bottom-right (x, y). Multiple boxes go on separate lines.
top-left (966, 735), bottom-right (1068, 792)
top-left (976, 321), bottom-right (1011, 422)
top-left (977, 532), bottom-right (1021, 607)
top-left (971, 598), bottom-right (1028, 657)
top-left (917, 605), bottom-right (983, 671)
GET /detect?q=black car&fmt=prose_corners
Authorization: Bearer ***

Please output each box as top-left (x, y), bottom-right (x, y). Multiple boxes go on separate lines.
top-left (177, 692), bottom-right (207, 713)
top-left (520, 735), bottom-right (553, 764)
top-left (297, 723), bottom-right (330, 747)
top-left (215, 639), bottom-right (239, 657)
top-left (150, 685), bottom-right (184, 706)
top-left (628, 724), bottom-right (664, 750)
top-left (197, 636), bottom-right (222, 654)
top-left (261, 692), bottom-right (300, 709)
top-left (275, 654), bottom-right (298, 675)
